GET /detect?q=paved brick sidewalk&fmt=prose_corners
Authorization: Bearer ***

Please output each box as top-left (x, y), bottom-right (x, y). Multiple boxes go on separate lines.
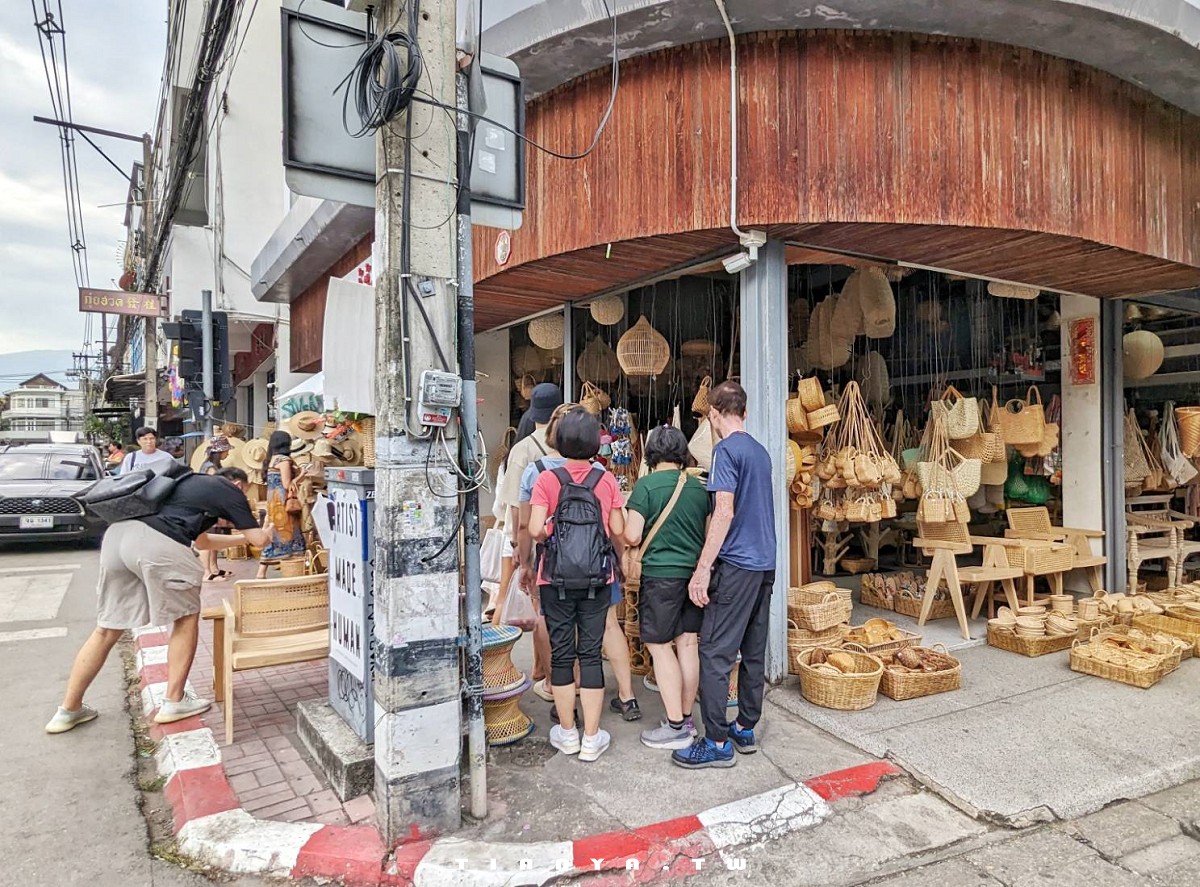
top-left (191, 557), bottom-right (376, 828)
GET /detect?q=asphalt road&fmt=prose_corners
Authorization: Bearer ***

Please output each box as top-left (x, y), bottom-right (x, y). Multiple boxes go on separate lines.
top-left (0, 539), bottom-right (255, 887)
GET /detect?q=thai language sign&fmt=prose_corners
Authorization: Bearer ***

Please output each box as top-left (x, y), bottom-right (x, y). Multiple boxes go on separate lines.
top-left (78, 288), bottom-right (168, 318)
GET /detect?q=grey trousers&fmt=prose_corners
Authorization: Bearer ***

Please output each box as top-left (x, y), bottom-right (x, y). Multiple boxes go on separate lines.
top-left (698, 561), bottom-right (774, 743)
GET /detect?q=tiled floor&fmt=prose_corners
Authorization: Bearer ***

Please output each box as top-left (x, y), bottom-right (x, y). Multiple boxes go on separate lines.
top-left (189, 557), bottom-right (376, 827)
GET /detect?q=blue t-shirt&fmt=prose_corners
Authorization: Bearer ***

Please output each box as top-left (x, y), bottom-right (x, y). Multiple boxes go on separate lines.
top-left (708, 431), bottom-right (776, 571)
top-left (518, 456), bottom-right (604, 503)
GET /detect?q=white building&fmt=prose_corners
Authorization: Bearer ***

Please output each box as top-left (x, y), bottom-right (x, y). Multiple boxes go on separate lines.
top-left (125, 0), bottom-right (309, 437)
top-left (1, 375), bottom-right (85, 442)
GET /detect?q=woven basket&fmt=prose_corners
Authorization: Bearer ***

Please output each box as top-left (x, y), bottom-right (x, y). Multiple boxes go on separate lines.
top-left (360, 416), bottom-right (376, 468)
top-left (1070, 636), bottom-right (1180, 689)
top-left (576, 337), bottom-right (620, 384)
top-left (308, 548), bottom-right (329, 575)
top-left (692, 376), bottom-right (713, 416)
top-left (859, 582), bottom-right (894, 611)
top-left (987, 624), bottom-right (1074, 657)
top-left (279, 557), bottom-right (307, 578)
top-left (590, 295), bottom-right (624, 326)
top-left (1006, 543), bottom-right (1075, 574)
top-left (798, 377), bottom-right (826, 412)
top-left (628, 639), bottom-right (652, 675)
top-left (796, 646), bottom-right (884, 711)
top-left (893, 595), bottom-right (956, 621)
top-left (787, 395), bottom-right (810, 435)
top-left (841, 556), bottom-right (877, 575)
top-left (807, 405), bottom-right (840, 429)
top-left (792, 592), bottom-right (852, 631)
top-left (511, 344), bottom-right (547, 377)
top-left (580, 381), bottom-right (611, 415)
top-left (225, 544), bottom-right (249, 561)
top-left (483, 691), bottom-right (534, 746)
top-left (787, 621), bottom-right (844, 674)
top-left (617, 316), bottom-right (670, 376)
top-left (1177, 407), bottom-right (1200, 457)
top-left (528, 313), bottom-right (565, 350)
top-left (844, 626), bottom-right (923, 655)
top-left (1075, 616), bottom-right (1112, 641)
top-left (879, 646), bottom-right (961, 700)
top-left (955, 431), bottom-right (1001, 462)
top-left (517, 373), bottom-right (537, 400)
top-left (1131, 613), bottom-right (1200, 653)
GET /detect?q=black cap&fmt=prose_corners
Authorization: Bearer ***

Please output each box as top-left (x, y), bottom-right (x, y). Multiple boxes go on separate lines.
top-left (529, 383), bottom-right (563, 423)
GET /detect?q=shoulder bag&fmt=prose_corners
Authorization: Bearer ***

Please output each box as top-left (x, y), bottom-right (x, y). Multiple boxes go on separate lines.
top-left (623, 472), bottom-right (688, 585)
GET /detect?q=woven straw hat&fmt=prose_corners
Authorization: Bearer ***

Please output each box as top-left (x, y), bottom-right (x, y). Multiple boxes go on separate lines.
top-left (242, 438), bottom-right (269, 469)
top-left (1124, 330), bottom-right (1165, 380)
top-left (290, 437), bottom-right (314, 457)
top-left (286, 411), bottom-right (325, 440)
top-left (336, 438), bottom-right (363, 465)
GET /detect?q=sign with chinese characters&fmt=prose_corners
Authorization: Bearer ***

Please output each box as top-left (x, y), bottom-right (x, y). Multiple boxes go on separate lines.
top-left (78, 288), bottom-right (168, 318)
top-left (1068, 316), bottom-right (1098, 385)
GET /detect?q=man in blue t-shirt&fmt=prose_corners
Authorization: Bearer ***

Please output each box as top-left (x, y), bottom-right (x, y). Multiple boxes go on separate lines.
top-left (673, 381), bottom-right (776, 770)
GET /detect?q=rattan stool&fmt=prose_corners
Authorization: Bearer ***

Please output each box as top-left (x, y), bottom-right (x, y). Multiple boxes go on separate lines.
top-left (483, 677), bottom-right (534, 746)
top-left (482, 623), bottom-right (526, 695)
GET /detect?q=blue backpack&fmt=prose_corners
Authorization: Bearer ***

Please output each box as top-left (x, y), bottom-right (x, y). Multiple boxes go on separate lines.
top-left (542, 467), bottom-right (613, 596)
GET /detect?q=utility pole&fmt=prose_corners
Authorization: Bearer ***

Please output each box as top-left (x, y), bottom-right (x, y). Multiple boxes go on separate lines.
top-left (142, 133), bottom-right (158, 430)
top-left (201, 289), bottom-right (214, 436)
top-left (372, 0), bottom-right (463, 840)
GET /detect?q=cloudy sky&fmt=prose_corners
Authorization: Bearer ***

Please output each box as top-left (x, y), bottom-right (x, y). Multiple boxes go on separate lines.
top-left (0, 2), bottom-right (164, 356)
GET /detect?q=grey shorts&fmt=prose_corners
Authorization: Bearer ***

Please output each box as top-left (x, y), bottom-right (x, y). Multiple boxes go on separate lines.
top-left (96, 521), bottom-right (205, 630)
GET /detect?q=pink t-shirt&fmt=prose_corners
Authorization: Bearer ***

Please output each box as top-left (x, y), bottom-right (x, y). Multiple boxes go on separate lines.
top-left (530, 461), bottom-right (624, 585)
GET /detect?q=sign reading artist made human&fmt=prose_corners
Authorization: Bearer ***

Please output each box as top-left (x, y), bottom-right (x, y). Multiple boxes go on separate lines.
top-left (78, 288), bottom-right (168, 318)
top-left (328, 471), bottom-right (375, 743)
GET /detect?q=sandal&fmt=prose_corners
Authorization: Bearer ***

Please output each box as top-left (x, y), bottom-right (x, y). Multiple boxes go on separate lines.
top-left (205, 571), bottom-right (230, 582)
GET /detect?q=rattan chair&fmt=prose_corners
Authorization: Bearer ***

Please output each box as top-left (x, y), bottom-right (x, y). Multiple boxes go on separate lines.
top-left (221, 575), bottom-right (330, 744)
top-left (914, 521), bottom-right (1024, 639)
top-left (1127, 495), bottom-right (1195, 587)
top-left (1006, 506), bottom-right (1106, 593)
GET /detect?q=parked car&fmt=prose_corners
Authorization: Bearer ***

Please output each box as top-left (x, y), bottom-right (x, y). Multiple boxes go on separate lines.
top-left (0, 444), bottom-right (106, 544)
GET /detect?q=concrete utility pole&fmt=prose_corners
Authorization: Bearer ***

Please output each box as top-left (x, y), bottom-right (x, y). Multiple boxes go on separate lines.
top-left (373, 0), bottom-right (463, 840)
top-left (142, 134), bottom-right (158, 430)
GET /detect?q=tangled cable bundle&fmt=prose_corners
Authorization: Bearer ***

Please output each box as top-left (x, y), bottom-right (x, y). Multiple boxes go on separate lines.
top-left (812, 381), bottom-right (903, 524)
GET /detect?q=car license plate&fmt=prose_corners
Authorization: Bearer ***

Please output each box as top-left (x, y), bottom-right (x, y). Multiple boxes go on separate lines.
top-left (20, 516), bottom-right (54, 530)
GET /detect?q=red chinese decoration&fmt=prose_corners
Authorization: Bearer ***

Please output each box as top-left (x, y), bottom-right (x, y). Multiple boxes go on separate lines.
top-left (1068, 316), bottom-right (1097, 385)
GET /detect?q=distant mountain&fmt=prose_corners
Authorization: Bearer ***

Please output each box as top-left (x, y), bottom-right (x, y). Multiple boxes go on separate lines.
top-left (0, 350), bottom-right (78, 390)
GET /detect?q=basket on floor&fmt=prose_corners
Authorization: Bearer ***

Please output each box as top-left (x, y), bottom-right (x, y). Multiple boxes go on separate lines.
top-left (1131, 613), bottom-right (1200, 655)
top-left (842, 625), bottom-right (922, 655)
top-left (796, 645), bottom-right (883, 711)
top-left (279, 557), bottom-right (307, 578)
top-left (878, 645), bottom-right (962, 701)
top-left (892, 595), bottom-right (956, 621)
top-left (1069, 637), bottom-right (1180, 689)
top-left (987, 624), bottom-right (1074, 657)
top-left (787, 621), bottom-right (844, 674)
top-left (789, 589), bottom-right (853, 631)
top-left (225, 544), bottom-right (249, 561)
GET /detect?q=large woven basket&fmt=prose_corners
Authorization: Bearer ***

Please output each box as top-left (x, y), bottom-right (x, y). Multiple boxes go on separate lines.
top-left (528, 313), bottom-right (565, 350)
top-left (1070, 635), bottom-right (1180, 689)
top-left (788, 586), bottom-right (853, 631)
top-left (879, 646), bottom-right (961, 700)
top-left (1131, 614), bottom-right (1200, 654)
top-left (798, 377), bottom-right (826, 412)
top-left (1006, 543), bottom-right (1075, 575)
top-left (893, 595), bottom-right (956, 621)
top-left (796, 646), bottom-right (884, 711)
top-left (1176, 407), bottom-right (1200, 456)
top-left (987, 624), bottom-right (1074, 657)
top-left (844, 625), bottom-right (923, 655)
top-left (787, 621), bottom-right (844, 674)
top-left (279, 557), bottom-right (307, 578)
top-left (807, 404), bottom-right (841, 429)
top-left (360, 416), bottom-right (376, 467)
top-left (617, 316), bottom-right (670, 376)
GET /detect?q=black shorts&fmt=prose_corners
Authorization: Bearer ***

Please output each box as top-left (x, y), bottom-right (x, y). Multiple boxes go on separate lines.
top-left (639, 576), bottom-right (703, 644)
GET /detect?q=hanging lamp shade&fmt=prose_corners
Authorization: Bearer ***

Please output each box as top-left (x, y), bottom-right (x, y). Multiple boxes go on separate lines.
top-left (589, 295), bottom-right (624, 326)
top-left (528, 313), bottom-right (565, 349)
top-left (511, 344), bottom-right (546, 378)
top-left (987, 282), bottom-right (1040, 300)
top-left (1123, 330), bottom-right (1165, 380)
top-left (576, 336), bottom-right (620, 383)
top-left (859, 267), bottom-right (897, 338)
top-left (833, 274), bottom-right (865, 338)
top-left (857, 351), bottom-right (890, 406)
top-left (617, 316), bottom-right (670, 375)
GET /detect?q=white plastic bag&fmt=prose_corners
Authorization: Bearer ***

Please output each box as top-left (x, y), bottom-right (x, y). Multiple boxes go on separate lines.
top-left (499, 570), bottom-right (537, 631)
top-left (480, 526), bottom-right (505, 584)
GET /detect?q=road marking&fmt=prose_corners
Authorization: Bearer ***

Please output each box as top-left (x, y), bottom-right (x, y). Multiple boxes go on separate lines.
top-left (0, 627), bottom-right (69, 643)
top-left (0, 573), bottom-right (73, 623)
top-left (0, 564), bottom-right (82, 575)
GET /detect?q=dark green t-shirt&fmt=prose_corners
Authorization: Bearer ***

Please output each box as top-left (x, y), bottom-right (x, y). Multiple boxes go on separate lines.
top-left (626, 469), bottom-right (711, 579)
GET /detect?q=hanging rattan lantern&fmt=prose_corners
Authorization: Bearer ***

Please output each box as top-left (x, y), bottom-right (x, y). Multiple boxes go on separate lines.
top-left (859, 267), bottom-right (896, 339)
top-left (528, 313), bottom-right (565, 350)
top-left (857, 351), bottom-right (891, 406)
top-left (833, 274), bottom-right (864, 338)
top-left (1124, 330), bottom-right (1165, 380)
top-left (617, 316), bottom-right (670, 376)
top-left (589, 295), bottom-right (624, 326)
top-left (576, 336), bottom-right (620, 384)
top-left (987, 282), bottom-right (1041, 300)
top-left (511, 345), bottom-right (546, 378)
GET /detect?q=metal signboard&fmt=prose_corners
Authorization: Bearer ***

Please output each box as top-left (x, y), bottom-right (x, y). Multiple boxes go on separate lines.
top-left (79, 288), bottom-right (168, 318)
top-left (326, 469), bottom-right (375, 742)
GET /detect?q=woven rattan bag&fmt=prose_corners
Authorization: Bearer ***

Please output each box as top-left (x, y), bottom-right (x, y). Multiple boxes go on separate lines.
top-left (930, 385), bottom-right (981, 440)
top-left (692, 376), bottom-right (713, 416)
top-left (995, 386), bottom-right (1045, 445)
top-left (1123, 409), bottom-right (1151, 487)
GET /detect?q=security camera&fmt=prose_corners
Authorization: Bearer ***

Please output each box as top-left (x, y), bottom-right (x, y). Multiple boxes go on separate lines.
top-left (722, 252), bottom-right (754, 275)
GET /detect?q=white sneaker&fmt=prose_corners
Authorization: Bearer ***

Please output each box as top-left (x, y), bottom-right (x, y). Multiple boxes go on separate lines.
top-left (550, 724), bottom-right (581, 755)
top-left (153, 692), bottom-right (212, 724)
top-left (45, 704), bottom-right (98, 734)
top-left (579, 729), bottom-right (611, 762)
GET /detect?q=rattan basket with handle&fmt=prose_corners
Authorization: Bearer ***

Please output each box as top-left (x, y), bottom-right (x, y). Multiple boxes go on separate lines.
top-left (796, 644), bottom-right (883, 711)
top-left (617, 316), bottom-right (670, 375)
top-left (799, 377), bottom-right (826, 412)
top-left (879, 645), bottom-right (962, 700)
top-left (580, 381), bottom-right (611, 415)
top-left (692, 376), bottom-right (713, 416)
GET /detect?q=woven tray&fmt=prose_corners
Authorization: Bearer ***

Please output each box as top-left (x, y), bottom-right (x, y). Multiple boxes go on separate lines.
top-left (796, 647), bottom-right (883, 711)
top-left (878, 646), bottom-right (962, 701)
top-left (1070, 640), bottom-right (1179, 689)
top-left (987, 625), bottom-right (1074, 657)
top-left (893, 595), bottom-right (956, 621)
top-left (859, 584), bottom-right (894, 611)
top-left (841, 625), bottom-right (922, 655)
top-left (1130, 614), bottom-right (1200, 657)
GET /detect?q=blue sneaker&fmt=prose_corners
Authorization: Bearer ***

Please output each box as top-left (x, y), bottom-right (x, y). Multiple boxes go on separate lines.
top-left (672, 737), bottom-right (736, 769)
top-left (729, 722), bottom-right (757, 755)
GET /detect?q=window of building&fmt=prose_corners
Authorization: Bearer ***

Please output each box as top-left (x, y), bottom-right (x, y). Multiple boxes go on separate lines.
top-left (34, 398), bottom-right (51, 409)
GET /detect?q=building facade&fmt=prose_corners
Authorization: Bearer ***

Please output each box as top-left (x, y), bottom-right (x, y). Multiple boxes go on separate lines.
top-left (0, 375), bottom-right (85, 443)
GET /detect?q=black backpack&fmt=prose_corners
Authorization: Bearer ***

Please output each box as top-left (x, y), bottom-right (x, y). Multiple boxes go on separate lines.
top-left (542, 467), bottom-right (614, 595)
top-left (76, 461), bottom-right (193, 524)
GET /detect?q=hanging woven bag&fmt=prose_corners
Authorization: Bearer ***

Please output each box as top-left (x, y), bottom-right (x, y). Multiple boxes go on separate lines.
top-left (995, 386), bottom-right (1045, 445)
top-left (930, 385), bottom-right (981, 440)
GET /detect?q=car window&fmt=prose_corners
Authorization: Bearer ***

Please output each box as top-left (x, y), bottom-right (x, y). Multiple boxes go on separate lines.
top-left (48, 456), bottom-right (97, 481)
top-left (0, 453), bottom-right (46, 479)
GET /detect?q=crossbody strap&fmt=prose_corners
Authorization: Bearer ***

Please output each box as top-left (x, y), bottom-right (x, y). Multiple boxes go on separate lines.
top-left (641, 471), bottom-right (688, 553)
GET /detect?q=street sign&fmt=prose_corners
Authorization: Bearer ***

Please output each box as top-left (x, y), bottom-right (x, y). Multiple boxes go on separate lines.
top-left (78, 288), bottom-right (168, 318)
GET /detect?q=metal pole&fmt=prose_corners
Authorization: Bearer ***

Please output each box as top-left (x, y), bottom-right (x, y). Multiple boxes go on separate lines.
top-left (456, 74), bottom-right (487, 820)
top-left (202, 288), bottom-right (214, 436)
top-left (144, 316), bottom-right (158, 431)
top-left (1101, 298), bottom-right (1126, 592)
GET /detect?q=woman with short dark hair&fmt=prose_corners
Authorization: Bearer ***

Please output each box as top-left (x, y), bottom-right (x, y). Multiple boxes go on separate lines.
top-left (529, 409), bottom-right (625, 762)
top-left (256, 430), bottom-right (306, 578)
top-left (624, 426), bottom-right (711, 749)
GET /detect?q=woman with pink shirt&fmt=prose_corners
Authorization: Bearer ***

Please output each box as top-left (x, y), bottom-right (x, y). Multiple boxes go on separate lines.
top-left (529, 409), bottom-right (625, 762)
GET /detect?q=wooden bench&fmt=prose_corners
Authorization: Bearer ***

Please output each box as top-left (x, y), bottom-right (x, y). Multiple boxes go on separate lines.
top-left (219, 574), bottom-right (330, 744)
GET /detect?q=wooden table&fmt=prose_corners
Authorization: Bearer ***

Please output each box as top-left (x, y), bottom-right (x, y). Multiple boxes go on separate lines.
top-left (201, 606), bottom-right (226, 702)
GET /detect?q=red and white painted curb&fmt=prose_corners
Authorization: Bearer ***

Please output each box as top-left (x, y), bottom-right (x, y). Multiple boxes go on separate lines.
top-left (134, 626), bottom-right (899, 886)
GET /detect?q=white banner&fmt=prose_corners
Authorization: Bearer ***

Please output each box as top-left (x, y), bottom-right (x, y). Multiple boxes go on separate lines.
top-left (330, 488), bottom-right (368, 675)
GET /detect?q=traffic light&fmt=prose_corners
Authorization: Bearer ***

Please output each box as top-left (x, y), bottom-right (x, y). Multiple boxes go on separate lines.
top-left (162, 310), bottom-right (233, 404)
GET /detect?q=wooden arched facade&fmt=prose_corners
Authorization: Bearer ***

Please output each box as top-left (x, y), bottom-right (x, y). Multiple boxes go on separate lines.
top-left (472, 30), bottom-right (1200, 329)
